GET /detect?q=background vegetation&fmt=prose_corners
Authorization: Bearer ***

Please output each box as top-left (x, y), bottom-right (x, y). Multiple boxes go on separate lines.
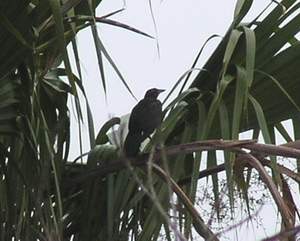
top-left (1, 0), bottom-right (300, 240)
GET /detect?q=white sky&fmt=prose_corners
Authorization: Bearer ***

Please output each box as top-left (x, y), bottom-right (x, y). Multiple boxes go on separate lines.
top-left (67, 1), bottom-right (295, 240)
top-left (71, 0), bottom-right (267, 128)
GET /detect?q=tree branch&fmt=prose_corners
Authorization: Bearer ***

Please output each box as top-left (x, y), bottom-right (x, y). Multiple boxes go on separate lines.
top-left (67, 139), bottom-right (300, 186)
top-left (152, 164), bottom-right (219, 241)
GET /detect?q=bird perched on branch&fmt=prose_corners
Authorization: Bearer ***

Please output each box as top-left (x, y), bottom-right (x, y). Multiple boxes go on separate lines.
top-left (124, 88), bottom-right (165, 157)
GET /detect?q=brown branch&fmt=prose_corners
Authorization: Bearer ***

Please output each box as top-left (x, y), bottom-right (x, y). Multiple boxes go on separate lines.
top-left (243, 142), bottom-right (300, 159)
top-left (66, 139), bottom-right (256, 185)
top-left (178, 159), bottom-right (300, 186)
top-left (213, 205), bottom-right (263, 239)
top-left (178, 140), bottom-right (300, 185)
top-left (164, 139), bottom-right (256, 156)
top-left (178, 164), bottom-right (225, 186)
top-left (282, 140), bottom-right (300, 150)
top-left (240, 152), bottom-right (294, 229)
top-left (64, 139), bottom-right (300, 236)
top-left (67, 139), bottom-right (300, 186)
top-left (260, 158), bottom-right (300, 183)
top-left (152, 164), bottom-right (219, 241)
top-left (261, 225), bottom-right (300, 241)
top-left (177, 153), bottom-right (296, 229)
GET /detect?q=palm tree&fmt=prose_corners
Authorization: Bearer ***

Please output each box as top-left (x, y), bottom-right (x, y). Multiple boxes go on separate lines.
top-left (1, 0), bottom-right (300, 240)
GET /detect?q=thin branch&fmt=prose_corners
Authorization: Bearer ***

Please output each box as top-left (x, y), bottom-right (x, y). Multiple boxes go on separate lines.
top-left (213, 205), bottom-right (263, 240)
top-left (243, 142), bottom-right (300, 159)
top-left (261, 225), bottom-right (300, 241)
top-left (65, 139), bottom-right (255, 185)
top-left (66, 139), bottom-right (300, 186)
top-left (240, 152), bottom-right (293, 229)
top-left (178, 159), bottom-right (300, 186)
top-left (64, 139), bottom-right (300, 234)
top-left (178, 164), bottom-right (225, 186)
top-left (152, 164), bottom-right (219, 241)
top-left (260, 158), bottom-right (300, 183)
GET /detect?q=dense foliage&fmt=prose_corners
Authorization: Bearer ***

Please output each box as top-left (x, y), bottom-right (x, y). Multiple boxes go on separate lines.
top-left (1, 0), bottom-right (300, 240)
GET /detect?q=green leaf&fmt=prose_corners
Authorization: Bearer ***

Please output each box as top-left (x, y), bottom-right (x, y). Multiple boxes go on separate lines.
top-left (207, 151), bottom-right (220, 218)
top-left (179, 34), bottom-right (221, 93)
top-left (202, 74), bottom-right (234, 138)
top-left (221, 29), bottom-right (242, 77)
top-left (90, 22), bottom-right (107, 96)
top-left (163, 87), bottom-right (200, 112)
top-left (233, 0), bottom-right (253, 24)
top-left (242, 26), bottom-right (256, 87)
top-left (232, 65), bottom-right (248, 139)
top-left (255, 69), bottom-right (300, 112)
top-left (189, 99), bottom-right (207, 200)
top-left (95, 117), bottom-right (121, 145)
top-left (0, 13), bottom-right (32, 49)
top-left (249, 95), bottom-right (281, 185)
top-left (160, 102), bottom-right (188, 142)
top-left (90, 21), bottom-right (136, 101)
top-left (249, 95), bottom-right (272, 144)
top-left (48, 0), bottom-right (77, 94)
top-left (275, 122), bottom-right (293, 142)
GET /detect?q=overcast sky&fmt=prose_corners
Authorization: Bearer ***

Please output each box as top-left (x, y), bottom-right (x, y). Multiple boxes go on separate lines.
top-left (71, 0), bottom-right (269, 128)
top-left (67, 1), bottom-right (286, 240)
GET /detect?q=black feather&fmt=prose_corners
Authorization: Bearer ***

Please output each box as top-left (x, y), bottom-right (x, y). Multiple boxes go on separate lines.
top-left (124, 132), bottom-right (144, 157)
top-left (124, 88), bottom-right (164, 157)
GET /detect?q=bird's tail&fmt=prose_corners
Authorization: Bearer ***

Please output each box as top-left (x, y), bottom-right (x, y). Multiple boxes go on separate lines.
top-left (124, 132), bottom-right (143, 157)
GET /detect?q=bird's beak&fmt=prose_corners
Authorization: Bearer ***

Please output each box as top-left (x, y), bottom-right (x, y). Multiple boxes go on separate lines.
top-left (157, 89), bottom-right (165, 94)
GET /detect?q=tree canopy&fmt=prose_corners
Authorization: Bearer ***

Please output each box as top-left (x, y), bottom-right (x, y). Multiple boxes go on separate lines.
top-left (1, 0), bottom-right (300, 240)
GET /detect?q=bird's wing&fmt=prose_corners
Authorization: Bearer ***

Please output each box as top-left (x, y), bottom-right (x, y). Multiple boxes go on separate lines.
top-left (128, 99), bottom-right (146, 133)
top-left (128, 99), bottom-right (162, 134)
